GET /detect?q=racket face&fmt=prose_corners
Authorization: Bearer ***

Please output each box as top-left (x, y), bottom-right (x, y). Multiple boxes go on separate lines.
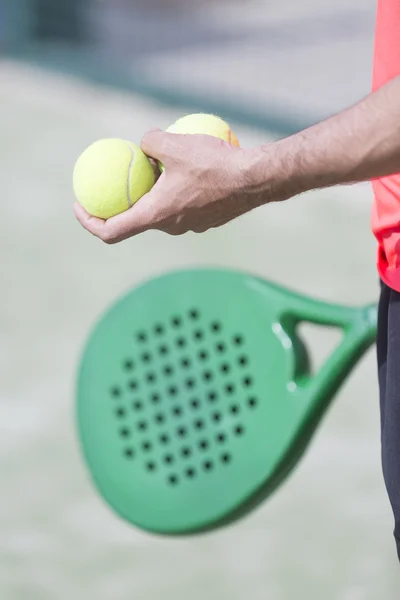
top-left (77, 269), bottom-right (309, 533)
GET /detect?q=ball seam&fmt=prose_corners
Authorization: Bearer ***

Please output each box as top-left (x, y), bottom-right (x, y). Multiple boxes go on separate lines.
top-left (126, 142), bottom-right (136, 209)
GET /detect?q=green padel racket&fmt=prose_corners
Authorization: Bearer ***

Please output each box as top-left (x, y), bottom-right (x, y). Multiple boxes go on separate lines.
top-left (76, 268), bottom-right (377, 535)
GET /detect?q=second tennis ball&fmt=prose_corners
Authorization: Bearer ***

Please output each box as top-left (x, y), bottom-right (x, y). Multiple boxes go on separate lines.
top-left (167, 113), bottom-right (240, 145)
top-left (160, 113), bottom-right (240, 172)
top-left (73, 139), bottom-right (155, 219)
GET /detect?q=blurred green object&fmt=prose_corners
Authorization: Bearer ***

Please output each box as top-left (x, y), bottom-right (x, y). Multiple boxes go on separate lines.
top-left (76, 268), bottom-right (377, 534)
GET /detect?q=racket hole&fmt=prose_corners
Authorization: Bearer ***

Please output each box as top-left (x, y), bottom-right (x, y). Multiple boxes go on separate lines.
top-left (158, 344), bottom-right (168, 356)
top-left (146, 372), bottom-right (156, 384)
top-left (168, 385), bottom-right (178, 397)
top-left (234, 425), bottom-right (244, 436)
top-left (142, 441), bottom-right (152, 452)
top-left (141, 352), bottom-right (152, 363)
top-left (111, 386), bottom-right (121, 398)
top-left (198, 350), bottom-right (209, 361)
top-left (168, 474), bottom-right (179, 485)
top-left (190, 398), bottom-right (200, 410)
top-left (220, 363), bottom-right (230, 374)
top-left (124, 448), bottom-right (135, 459)
top-left (216, 342), bottom-right (226, 354)
top-left (211, 322), bottom-right (221, 333)
top-left (181, 446), bottom-right (192, 458)
top-left (296, 322), bottom-right (343, 377)
top-left (203, 370), bottom-right (213, 382)
top-left (225, 384), bottom-right (235, 395)
top-left (238, 355), bottom-right (248, 367)
top-left (132, 400), bottom-right (143, 411)
top-left (199, 439), bottom-right (209, 451)
top-left (248, 396), bottom-right (258, 409)
top-left (230, 404), bottom-right (239, 415)
top-left (155, 413), bottom-right (165, 425)
top-left (136, 331), bottom-right (147, 343)
top-left (176, 337), bottom-right (186, 348)
top-left (115, 408), bottom-right (126, 418)
top-left (185, 467), bottom-right (196, 479)
top-left (212, 412), bottom-right (222, 423)
top-left (146, 461), bottom-right (156, 472)
top-left (151, 392), bottom-right (160, 404)
top-left (163, 365), bottom-right (174, 376)
top-left (233, 335), bottom-right (244, 346)
top-left (159, 433), bottom-right (170, 444)
top-left (123, 360), bottom-right (134, 371)
top-left (119, 427), bottom-right (130, 438)
top-left (172, 406), bottom-right (183, 417)
top-left (164, 454), bottom-right (174, 465)
top-left (129, 380), bottom-right (138, 391)
top-left (207, 391), bottom-right (217, 402)
top-left (181, 357), bottom-right (191, 369)
top-left (194, 419), bottom-right (204, 430)
top-left (243, 376), bottom-right (253, 388)
top-left (221, 453), bottom-right (232, 465)
top-left (177, 426), bottom-right (187, 438)
top-left (189, 309), bottom-right (199, 320)
top-left (203, 460), bottom-right (213, 472)
top-left (172, 316), bottom-right (182, 328)
top-left (186, 378), bottom-right (195, 389)
top-left (154, 323), bottom-right (165, 336)
top-left (194, 330), bottom-right (204, 342)
top-left (216, 433), bottom-right (226, 444)
top-left (138, 420), bottom-right (148, 431)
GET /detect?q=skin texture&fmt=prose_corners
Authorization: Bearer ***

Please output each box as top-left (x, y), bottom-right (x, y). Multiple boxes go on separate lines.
top-left (74, 76), bottom-right (400, 244)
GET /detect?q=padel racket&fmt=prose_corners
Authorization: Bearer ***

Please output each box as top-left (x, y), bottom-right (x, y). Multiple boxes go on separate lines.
top-left (76, 268), bottom-right (377, 534)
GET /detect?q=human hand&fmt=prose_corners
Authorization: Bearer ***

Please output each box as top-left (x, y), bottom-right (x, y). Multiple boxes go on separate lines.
top-left (73, 130), bottom-right (264, 244)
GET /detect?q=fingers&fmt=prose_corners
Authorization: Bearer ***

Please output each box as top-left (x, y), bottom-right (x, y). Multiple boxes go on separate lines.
top-left (73, 202), bottom-right (110, 239)
top-left (74, 127), bottom-right (240, 243)
top-left (73, 185), bottom-right (163, 243)
top-left (140, 129), bottom-right (166, 161)
top-left (141, 129), bottom-right (182, 163)
top-left (148, 157), bottom-right (162, 183)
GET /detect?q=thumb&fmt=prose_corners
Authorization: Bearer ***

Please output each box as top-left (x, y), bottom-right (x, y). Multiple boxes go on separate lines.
top-left (141, 128), bottom-right (180, 162)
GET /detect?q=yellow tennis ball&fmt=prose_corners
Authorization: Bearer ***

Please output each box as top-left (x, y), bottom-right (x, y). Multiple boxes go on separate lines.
top-left (160, 113), bottom-right (240, 172)
top-left (167, 113), bottom-right (240, 146)
top-left (73, 139), bottom-right (155, 219)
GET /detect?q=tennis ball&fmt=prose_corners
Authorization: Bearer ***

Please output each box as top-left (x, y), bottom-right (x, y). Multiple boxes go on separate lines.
top-left (167, 113), bottom-right (240, 145)
top-left (160, 113), bottom-right (239, 172)
top-left (73, 138), bottom-right (155, 219)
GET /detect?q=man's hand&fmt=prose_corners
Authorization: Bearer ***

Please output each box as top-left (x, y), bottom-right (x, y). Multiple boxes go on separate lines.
top-left (73, 130), bottom-right (263, 244)
top-left (74, 76), bottom-right (400, 244)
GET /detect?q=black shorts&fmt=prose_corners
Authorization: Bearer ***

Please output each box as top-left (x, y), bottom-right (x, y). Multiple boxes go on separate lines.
top-left (377, 281), bottom-right (400, 560)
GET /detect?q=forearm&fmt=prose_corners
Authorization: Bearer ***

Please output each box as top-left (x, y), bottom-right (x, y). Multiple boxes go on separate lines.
top-left (250, 75), bottom-right (400, 202)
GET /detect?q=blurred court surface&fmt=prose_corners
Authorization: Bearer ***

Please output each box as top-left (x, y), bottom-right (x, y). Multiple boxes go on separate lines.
top-left (1, 0), bottom-right (400, 598)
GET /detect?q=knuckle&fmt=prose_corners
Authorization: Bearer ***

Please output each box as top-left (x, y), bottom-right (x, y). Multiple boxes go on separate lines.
top-left (100, 229), bottom-right (117, 244)
top-left (163, 221), bottom-right (186, 236)
top-left (190, 225), bottom-right (207, 234)
top-left (157, 134), bottom-right (174, 157)
top-left (165, 227), bottom-right (185, 237)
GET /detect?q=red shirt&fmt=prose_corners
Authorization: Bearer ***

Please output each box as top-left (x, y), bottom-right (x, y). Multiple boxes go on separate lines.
top-left (371, 0), bottom-right (400, 290)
